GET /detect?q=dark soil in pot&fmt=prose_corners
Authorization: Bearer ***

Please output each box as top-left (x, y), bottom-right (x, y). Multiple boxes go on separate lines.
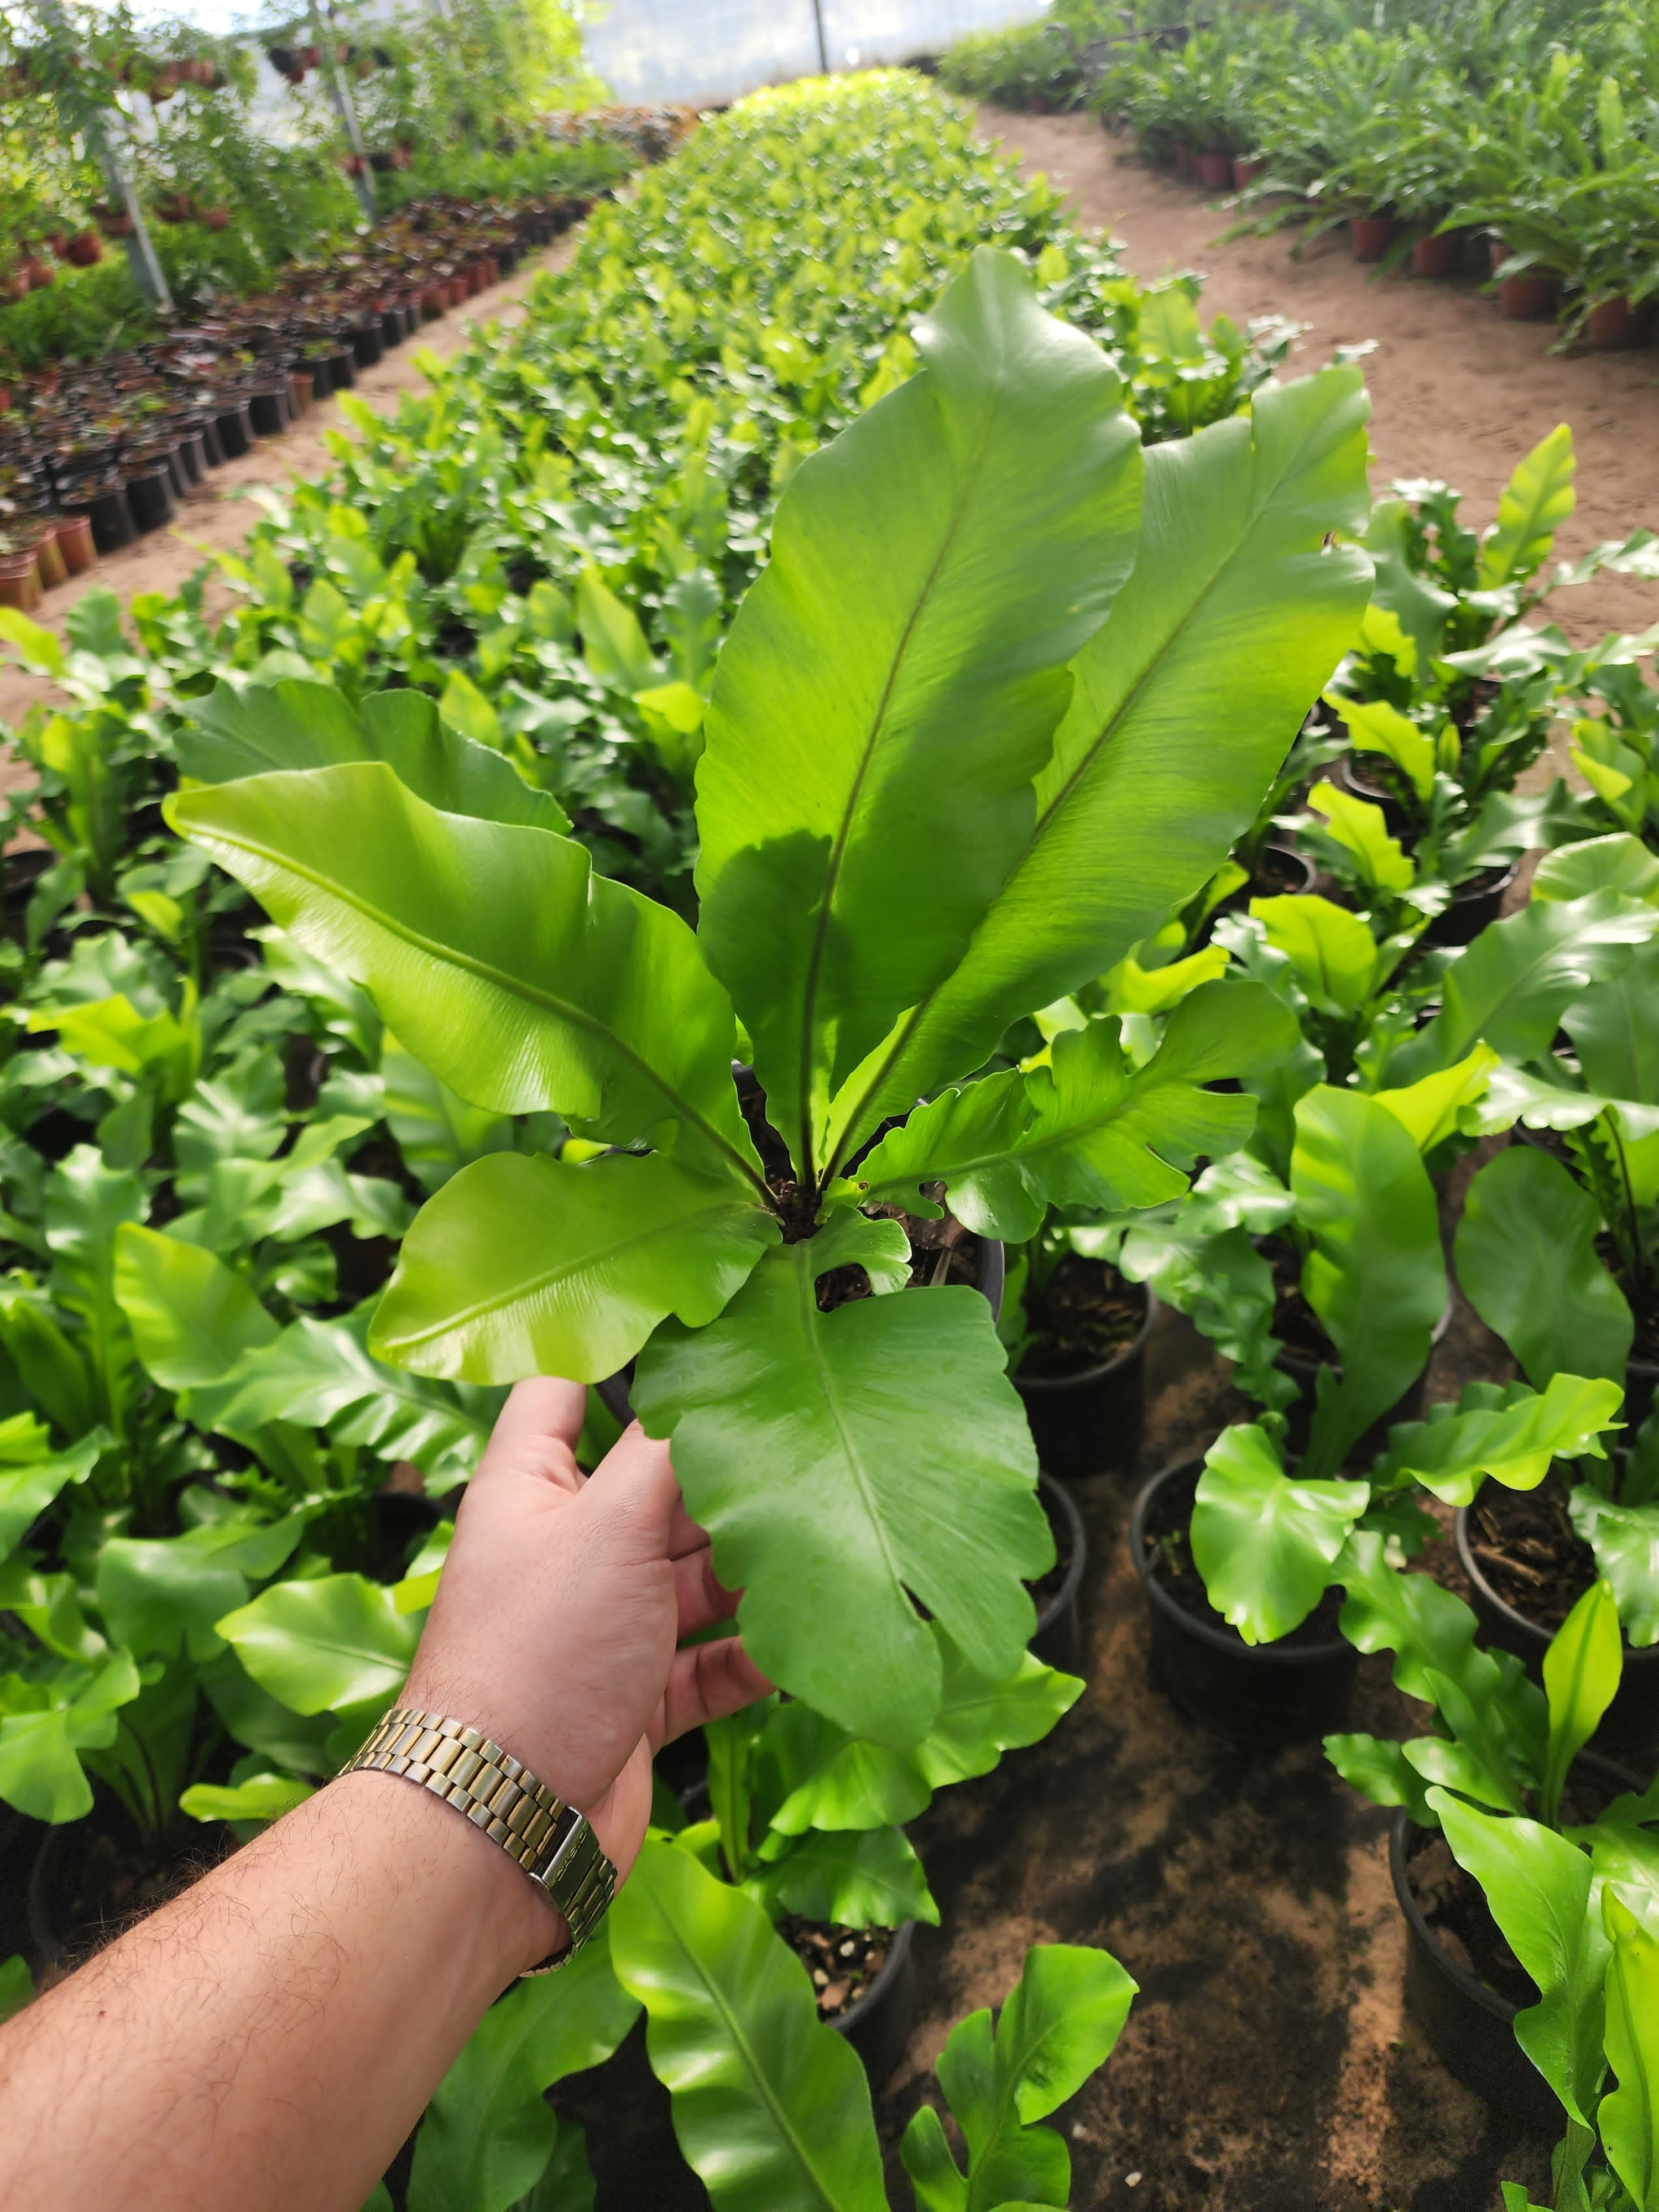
top-left (1392, 1753), bottom-right (1637, 2128)
top-left (1425, 860), bottom-right (1519, 947)
top-left (1331, 747), bottom-right (1416, 839)
top-left (1133, 1454), bottom-right (1358, 1746)
top-left (1457, 1479), bottom-right (1659, 1752)
top-left (1015, 1257), bottom-right (1156, 1477)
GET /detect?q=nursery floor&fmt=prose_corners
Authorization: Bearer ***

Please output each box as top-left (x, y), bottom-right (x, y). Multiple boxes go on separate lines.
top-left (979, 107), bottom-right (1659, 718)
top-left (873, 1252), bottom-right (1551, 2212)
top-left (0, 234), bottom-right (576, 780)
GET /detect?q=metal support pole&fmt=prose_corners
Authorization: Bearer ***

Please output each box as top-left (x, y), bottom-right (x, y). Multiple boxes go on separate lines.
top-left (309, 0), bottom-right (377, 223)
top-left (809, 0), bottom-right (830, 75)
top-left (30, 0), bottom-right (171, 311)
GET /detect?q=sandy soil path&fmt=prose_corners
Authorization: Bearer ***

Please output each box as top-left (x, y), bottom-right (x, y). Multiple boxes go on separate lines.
top-left (979, 108), bottom-right (1659, 659)
top-left (0, 236), bottom-right (575, 786)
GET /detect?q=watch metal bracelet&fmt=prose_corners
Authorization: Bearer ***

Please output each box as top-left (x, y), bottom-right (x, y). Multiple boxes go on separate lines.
top-left (342, 1705), bottom-right (615, 1973)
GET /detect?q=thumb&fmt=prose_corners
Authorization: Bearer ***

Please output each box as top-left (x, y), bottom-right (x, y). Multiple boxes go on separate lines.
top-left (578, 1421), bottom-right (684, 1558)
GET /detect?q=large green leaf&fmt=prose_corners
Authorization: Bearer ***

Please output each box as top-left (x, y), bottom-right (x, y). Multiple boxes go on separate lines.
top-left (760, 1637), bottom-right (1081, 1837)
top-left (1191, 1422), bottom-right (1369, 1645)
top-left (1454, 1146), bottom-right (1632, 1387)
top-left (0, 1651), bottom-right (142, 1823)
top-left (1478, 423), bottom-right (1574, 589)
top-left (1360, 496), bottom-right (1455, 668)
top-left (1541, 1580), bottom-right (1622, 1827)
top-left (607, 1838), bottom-right (888, 2212)
top-left (1561, 937), bottom-right (1659, 1108)
top-left (750, 1824), bottom-right (938, 1930)
top-left (113, 1222), bottom-right (278, 1390)
top-left (1390, 892), bottom-right (1659, 1084)
top-left (1430, 1790), bottom-right (1607, 2127)
top-left (1371, 1375), bottom-right (1625, 1507)
top-left (1601, 1900), bottom-right (1659, 2212)
top-left (168, 765), bottom-right (762, 1188)
top-left (853, 981), bottom-right (1290, 1242)
top-left (1532, 833), bottom-right (1659, 907)
top-left (0, 1425), bottom-right (101, 1557)
top-left (407, 1929), bottom-right (639, 2212)
top-left (1569, 1489), bottom-right (1659, 1648)
top-left (179, 678), bottom-right (570, 832)
top-left (1248, 894), bottom-right (1385, 1016)
top-left (632, 1212), bottom-right (1048, 1748)
top-left (214, 1573), bottom-right (421, 1715)
top-left (96, 1514), bottom-right (305, 1663)
top-left (819, 366), bottom-right (1374, 1173)
top-left (371, 1150), bottom-right (780, 1384)
top-left (902, 1943), bottom-right (1136, 2212)
top-left (1290, 1086), bottom-right (1446, 1478)
top-left (211, 1312), bottom-right (491, 1485)
top-left (696, 247), bottom-right (1142, 1161)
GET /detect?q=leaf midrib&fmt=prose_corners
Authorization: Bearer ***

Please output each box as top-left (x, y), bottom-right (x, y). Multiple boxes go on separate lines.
top-left (189, 811), bottom-right (769, 1198)
top-left (383, 1196), bottom-right (768, 1349)
top-left (828, 418), bottom-right (1324, 1175)
top-left (794, 398), bottom-right (999, 1176)
top-left (653, 1884), bottom-right (855, 2210)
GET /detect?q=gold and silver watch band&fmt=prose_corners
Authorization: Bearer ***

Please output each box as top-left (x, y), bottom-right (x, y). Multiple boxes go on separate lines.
top-left (342, 1705), bottom-right (616, 1974)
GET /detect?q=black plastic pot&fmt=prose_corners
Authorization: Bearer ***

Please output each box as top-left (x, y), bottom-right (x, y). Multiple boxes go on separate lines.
top-left (173, 429), bottom-right (207, 486)
top-left (1031, 1471), bottom-right (1087, 1673)
top-left (1332, 748), bottom-right (1415, 839)
top-left (123, 464), bottom-right (175, 533)
top-left (66, 482), bottom-right (135, 554)
top-left (247, 387), bottom-right (290, 439)
top-left (1016, 1288), bottom-right (1158, 1480)
top-left (199, 417), bottom-right (226, 469)
top-left (379, 307), bottom-right (405, 348)
top-left (351, 321), bottom-right (384, 369)
top-left (305, 357), bottom-right (334, 401)
top-left (213, 403), bottom-right (253, 460)
top-left (1454, 1507), bottom-right (1659, 1754)
top-left (836, 1917), bottom-right (916, 2082)
top-left (328, 349), bottom-right (356, 392)
top-left (1627, 1354), bottom-right (1659, 1431)
top-left (1391, 1747), bottom-right (1640, 2127)
top-left (1425, 859), bottom-right (1519, 948)
top-left (1390, 1812), bottom-right (1549, 2128)
top-left (1131, 1455), bottom-right (1358, 1746)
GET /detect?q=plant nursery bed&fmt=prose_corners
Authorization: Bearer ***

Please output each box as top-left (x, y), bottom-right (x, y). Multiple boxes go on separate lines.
top-left (864, 1307), bottom-right (1557, 2212)
top-left (974, 106), bottom-right (1659, 669)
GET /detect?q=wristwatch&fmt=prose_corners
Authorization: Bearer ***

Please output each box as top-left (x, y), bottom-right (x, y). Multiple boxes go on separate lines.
top-left (342, 1705), bottom-right (615, 1973)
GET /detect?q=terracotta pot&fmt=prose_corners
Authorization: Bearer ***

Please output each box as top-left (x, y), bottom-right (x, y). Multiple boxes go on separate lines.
top-left (0, 385), bottom-right (10, 414)
top-left (1586, 293), bottom-right (1642, 349)
top-left (0, 547), bottom-right (41, 613)
top-left (1232, 154), bottom-right (1265, 189)
top-left (53, 512), bottom-right (95, 573)
top-left (20, 257), bottom-right (53, 292)
top-left (1499, 271), bottom-right (1563, 321)
top-left (44, 230), bottom-right (68, 259)
top-left (1411, 229), bottom-right (1462, 278)
top-left (445, 277), bottom-right (466, 309)
top-left (1350, 214), bottom-right (1396, 262)
top-left (65, 230), bottom-right (102, 267)
top-left (1488, 234), bottom-right (1510, 275)
top-left (419, 285), bottom-right (445, 320)
top-left (23, 522), bottom-right (66, 590)
top-left (1193, 149), bottom-right (1234, 191)
top-left (201, 207), bottom-right (230, 233)
top-left (1173, 140), bottom-right (1194, 177)
top-left (298, 43), bottom-right (322, 68)
top-left (96, 208), bottom-right (135, 239)
top-left (288, 369), bottom-right (313, 415)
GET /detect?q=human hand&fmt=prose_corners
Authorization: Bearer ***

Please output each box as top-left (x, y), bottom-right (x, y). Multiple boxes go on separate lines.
top-left (403, 1378), bottom-right (771, 1891)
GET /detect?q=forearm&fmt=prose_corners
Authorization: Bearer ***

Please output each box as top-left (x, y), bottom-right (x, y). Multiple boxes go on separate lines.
top-left (0, 1771), bottom-right (559, 2212)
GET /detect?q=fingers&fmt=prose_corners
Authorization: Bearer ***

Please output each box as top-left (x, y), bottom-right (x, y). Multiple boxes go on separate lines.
top-left (473, 1378), bottom-right (587, 1491)
top-left (673, 1544), bottom-right (740, 1639)
top-left (580, 1421), bottom-right (684, 1554)
top-left (656, 1635), bottom-right (773, 1747)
